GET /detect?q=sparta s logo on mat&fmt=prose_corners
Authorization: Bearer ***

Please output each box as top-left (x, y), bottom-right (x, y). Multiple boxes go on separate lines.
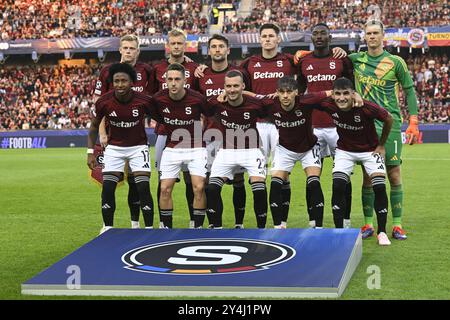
top-left (122, 238), bottom-right (296, 275)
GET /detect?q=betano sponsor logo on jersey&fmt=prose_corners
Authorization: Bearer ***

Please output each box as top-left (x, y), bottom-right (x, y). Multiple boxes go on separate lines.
top-left (221, 119), bottom-right (251, 130)
top-left (332, 119), bottom-right (364, 131)
top-left (206, 88), bottom-right (224, 97)
top-left (356, 74), bottom-right (386, 87)
top-left (122, 238), bottom-right (296, 275)
top-left (253, 71), bottom-right (285, 79)
top-left (306, 74), bottom-right (337, 82)
top-left (163, 117), bottom-right (195, 126)
top-left (274, 119), bottom-right (306, 128)
top-left (109, 119), bottom-right (140, 128)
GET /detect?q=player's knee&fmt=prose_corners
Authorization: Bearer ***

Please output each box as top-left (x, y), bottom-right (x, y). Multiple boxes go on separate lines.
top-left (387, 165), bottom-right (401, 185)
top-left (159, 184), bottom-right (173, 199)
top-left (192, 182), bottom-right (205, 196)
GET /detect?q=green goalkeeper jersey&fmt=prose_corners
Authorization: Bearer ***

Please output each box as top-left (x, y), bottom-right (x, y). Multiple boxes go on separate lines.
top-left (349, 50), bottom-right (414, 131)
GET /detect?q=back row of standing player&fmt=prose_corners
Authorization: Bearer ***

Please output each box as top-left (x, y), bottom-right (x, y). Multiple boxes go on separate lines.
top-left (88, 22), bottom-right (419, 244)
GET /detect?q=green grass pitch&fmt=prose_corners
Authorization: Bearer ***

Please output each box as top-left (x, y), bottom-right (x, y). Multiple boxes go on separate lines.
top-left (1, 144), bottom-right (449, 299)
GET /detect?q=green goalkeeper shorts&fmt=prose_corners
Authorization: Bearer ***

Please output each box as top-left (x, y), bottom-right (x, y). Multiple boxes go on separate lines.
top-left (376, 127), bottom-right (402, 166)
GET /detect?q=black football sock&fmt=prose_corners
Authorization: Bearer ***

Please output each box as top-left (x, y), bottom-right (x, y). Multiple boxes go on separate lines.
top-left (127, 175), bottom-right (140, 222)
top-left (281, 180), bottom-right (291, 223)
top-left (307, 175), bottom-right (325, 228)
top-left (233, 180), bottom-right (246, 225)
top-left (372, 176), bottom-right (388, 234)
top-left (344, 180), bottom-right (352, 220)
top-left (185, 179), bottom-right (195, 222)
top-left (269, 177), bottom-right (284, 227)
top-left (159, 209), bottom-right (173, 228)
top-left (135, 175), bottom-right (154, 228)
top-left (193, 208), bottom-right (206, 228)
top-left (331, 172), bottom-right (349, 228)
top-left (206, 177), bottom-right (225, 228)
top-left (101, 174), bottom-right (119, 227)
top-left (251, 181), bottom-right (268, 228)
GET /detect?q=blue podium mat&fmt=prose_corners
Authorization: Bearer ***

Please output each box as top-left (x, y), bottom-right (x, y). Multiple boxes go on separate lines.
top-left (22, 228), bottom-right (362, 298)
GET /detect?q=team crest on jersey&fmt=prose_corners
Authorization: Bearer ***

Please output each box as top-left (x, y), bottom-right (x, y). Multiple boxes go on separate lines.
top-left (122, 238), bottom-right (296, 275)
top-left (163, 108), bottom-right (170, 113)
top-left (354, 115), bottom-right (361, 122)
top-left (132, 109), bottom-right (139, 117)
top-left (254, 62), bottom-right (262, 68)
top-left (205, 78), bottom-right (213, 85)
top-left (295, 110), bottom-right (303, 117)
top-left (306, 65), bottom-right (314, 71)
top-left (276, 60), bottom-right (283, 67)
top-left (330, 62), bottom-right (336, 70)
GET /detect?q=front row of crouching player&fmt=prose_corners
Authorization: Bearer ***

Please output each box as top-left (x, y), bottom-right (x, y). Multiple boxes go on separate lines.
top-left (87, 63), bottom-right (393, 245)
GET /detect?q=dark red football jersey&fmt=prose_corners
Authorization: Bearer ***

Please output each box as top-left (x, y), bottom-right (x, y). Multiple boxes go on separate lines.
top-left (94, 91), bottom-right (153, 147)
top-left (150, 89), bottom-right (207, 148)
top-left (268, 92), bottom-right (328, 153)
top-left (196, 64), bottom-right (250, 131)
top-left (205, 96), bottom-right (270, 149)
top-left (240, 53), bottom-right (296, 95)
top-left (319, 99), bottom-right (390, 152)
top-left (298, 53), bottom-right (354, 128)
top-left (152, 59), bottom-right (200, 135)
top-left (93, 62), bottom-right (155, 96)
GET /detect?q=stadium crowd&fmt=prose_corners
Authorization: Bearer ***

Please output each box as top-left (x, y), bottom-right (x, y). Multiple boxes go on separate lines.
top-left (0, 0), bottom-right (208, 40)
top-left (0, 1), bottom-right (448, 40)
top-left (403, 52), bottom-right (450, 123)
top-left (0, 64), bottom-right (99, 130)
top-left (224, 0), bottom-right (449, 33)
top-left (0, 52), bottom-right (448, 131)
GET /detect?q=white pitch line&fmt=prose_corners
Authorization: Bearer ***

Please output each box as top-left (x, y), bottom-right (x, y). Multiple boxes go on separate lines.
top-left (403, 158), bottom-right (450, 161)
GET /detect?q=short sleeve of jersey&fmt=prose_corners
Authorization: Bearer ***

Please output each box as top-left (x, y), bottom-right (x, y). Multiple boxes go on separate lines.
top-left (94, 99), bottom-right (105, 120)
top-left (393, 55), bottom-right (414, 90)
top-left (93, 66), bottom-right (110, 96)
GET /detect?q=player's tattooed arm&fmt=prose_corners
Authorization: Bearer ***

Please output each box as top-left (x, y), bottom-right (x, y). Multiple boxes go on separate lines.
top-left (373, 112), bottom-right (393, 159)
top-left (194, 64), bottom-right (208, 78)
top-left (98, 117), bottom-right (108, 148)
top-left (87, 117), bottom-right (100, 170)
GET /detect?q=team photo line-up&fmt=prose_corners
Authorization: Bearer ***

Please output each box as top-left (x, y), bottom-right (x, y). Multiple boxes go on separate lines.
top-left (87, 20), bottom-right (420, 246)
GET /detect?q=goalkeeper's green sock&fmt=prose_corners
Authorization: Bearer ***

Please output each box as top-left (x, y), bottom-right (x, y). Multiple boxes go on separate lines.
top-left (362, 186), bottom-right (375, 226)
top-left (390, 184), bottom-right (403, 227)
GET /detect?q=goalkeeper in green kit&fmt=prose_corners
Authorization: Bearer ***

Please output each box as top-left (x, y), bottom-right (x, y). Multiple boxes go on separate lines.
top-left (349, 20), bottom-right (420, 240)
